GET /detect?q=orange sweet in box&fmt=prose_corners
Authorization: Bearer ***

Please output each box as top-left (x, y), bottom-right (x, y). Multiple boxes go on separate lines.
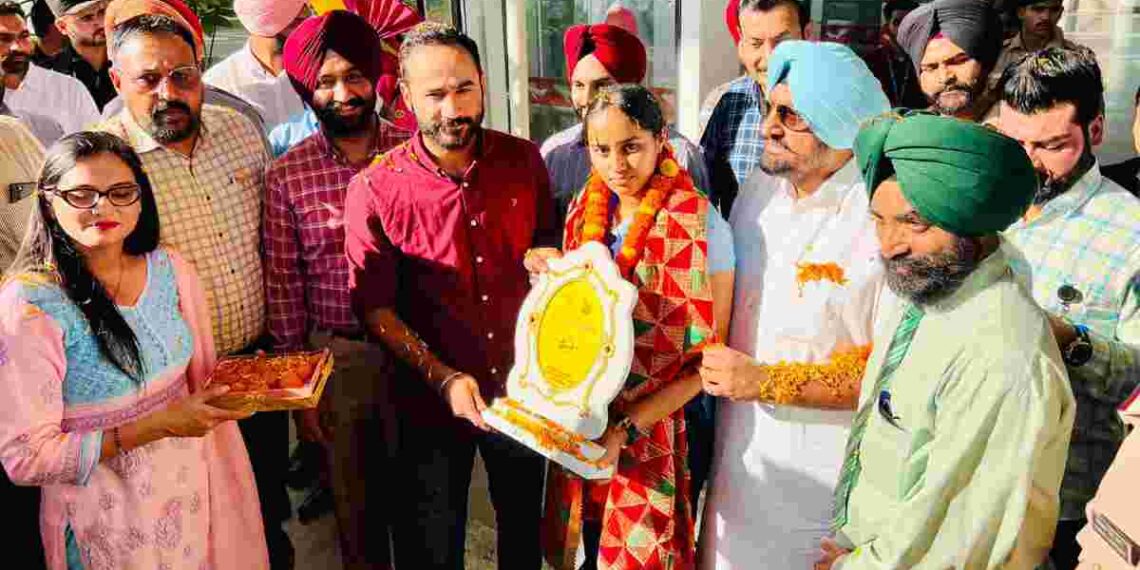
top-left (211, 352), bottom-right (323, 392)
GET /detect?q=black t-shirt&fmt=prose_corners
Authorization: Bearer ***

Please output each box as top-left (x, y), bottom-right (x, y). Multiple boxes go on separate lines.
top-left (45, 44), bottom-right (116, 112)
top-left (1102, 157), bottom-right (1140, 198)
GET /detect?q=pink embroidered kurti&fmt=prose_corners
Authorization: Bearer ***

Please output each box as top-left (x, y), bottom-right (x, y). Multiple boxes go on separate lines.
top-left (0, 249), bottom-right (267, 570)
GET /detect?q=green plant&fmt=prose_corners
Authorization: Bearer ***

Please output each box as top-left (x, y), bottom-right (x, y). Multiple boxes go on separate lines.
top-left (183, 0), bottom-right (236, 63)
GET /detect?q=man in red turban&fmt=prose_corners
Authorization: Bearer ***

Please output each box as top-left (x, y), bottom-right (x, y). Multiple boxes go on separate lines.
top-left (268, 0), bottom-right (420, 156)
top-left (283, 10), bottom-right (388, 112)
top-left (269, 9), bottom-right (411, 569)
top-left (562, 23), bottom-right (646, 116)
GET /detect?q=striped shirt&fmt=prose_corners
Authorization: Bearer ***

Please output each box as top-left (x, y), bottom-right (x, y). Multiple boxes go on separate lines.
top-left (97, 105), bottom-right (271, 355)
top-left (1003, 164), bottom-right (1140, 520)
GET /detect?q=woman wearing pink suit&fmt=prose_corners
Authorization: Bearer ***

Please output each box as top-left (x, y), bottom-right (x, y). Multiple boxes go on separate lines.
top-left (0, 131), bottom-right (268, 569)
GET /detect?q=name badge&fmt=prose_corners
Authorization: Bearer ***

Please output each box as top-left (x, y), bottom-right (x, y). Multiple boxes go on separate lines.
top-left (8, 182), bottom-right (34, 203)
top-left (1091, 510), bottom-right (1140, 565)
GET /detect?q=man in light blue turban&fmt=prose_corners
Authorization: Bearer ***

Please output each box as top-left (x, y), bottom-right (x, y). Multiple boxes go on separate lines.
top-left (765, 40), bottom-right (892, 150)
top-left (698, 40), bottom-right (892, 569)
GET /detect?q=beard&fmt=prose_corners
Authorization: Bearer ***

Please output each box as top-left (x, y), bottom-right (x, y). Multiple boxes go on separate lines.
top-left (420, 112), bottom-right (483, 150)
top-left (883, 237), bottom-right (980, 305)
top-left (75, 31), bottom-right (106, 47)
top-left (1033, 138), bottom-right (1095, 206)
top-left (149, 99), bottom-right (199, 143)
top-left (928, 78), bottom-right (983, 117)
top-left (314, 95), bottom-right (375, 137)
top-left (1, 49), bottom-right (29, 77)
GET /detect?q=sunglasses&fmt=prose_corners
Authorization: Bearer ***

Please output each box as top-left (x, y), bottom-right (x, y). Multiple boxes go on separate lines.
top-left (766, 104), bottom-right (812, 132)
top-left (45, 183), bottom-right (142, 210)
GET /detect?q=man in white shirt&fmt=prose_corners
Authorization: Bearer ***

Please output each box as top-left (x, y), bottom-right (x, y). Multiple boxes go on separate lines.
top-left (698, 41), bottom-right (890, 569)
top-left (0, 1), bottom-right (98, 133)
top-left (203, 0), bottom-right (308, 132)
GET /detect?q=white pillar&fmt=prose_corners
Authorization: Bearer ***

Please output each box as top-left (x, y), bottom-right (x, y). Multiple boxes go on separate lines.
top-left (676, 0), bottom-right (742, 142)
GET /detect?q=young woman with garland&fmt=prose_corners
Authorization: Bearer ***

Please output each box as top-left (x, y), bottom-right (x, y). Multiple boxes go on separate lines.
top-left (526, 84), bottom-right (735, 570)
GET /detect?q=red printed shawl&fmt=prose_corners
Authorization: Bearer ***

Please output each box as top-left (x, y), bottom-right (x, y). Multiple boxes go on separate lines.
top-left (541, 160), bottom-right (717, 570)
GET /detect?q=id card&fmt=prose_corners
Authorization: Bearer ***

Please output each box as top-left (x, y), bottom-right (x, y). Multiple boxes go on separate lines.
top-left (1092, 510), bottom-right (1140, 566)
top-left (8, 182), bottom-right (34, 203)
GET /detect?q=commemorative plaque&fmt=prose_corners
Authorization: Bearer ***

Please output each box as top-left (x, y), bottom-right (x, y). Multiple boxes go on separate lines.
top-left (482, 242), bottom-right (638, 479)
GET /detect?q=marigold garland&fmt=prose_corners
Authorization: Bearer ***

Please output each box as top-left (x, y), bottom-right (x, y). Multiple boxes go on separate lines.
top-left (493, 398), bottom-right (591, 463)
top-left (577, 145), bottom-right (692, 279)
top-left (795, 262), bottom-right (849, 295)
top-left (755, 344), bottom-right (873, 405)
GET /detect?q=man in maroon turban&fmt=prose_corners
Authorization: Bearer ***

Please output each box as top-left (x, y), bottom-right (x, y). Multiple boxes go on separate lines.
top-left (270, 9), bottom-right (411, 570)
top-left (283, 10), bottom-right (388, 113)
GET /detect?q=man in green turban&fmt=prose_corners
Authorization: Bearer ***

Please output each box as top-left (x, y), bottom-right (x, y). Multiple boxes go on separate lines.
top-left (818, 112), bottom-right (1076, 570)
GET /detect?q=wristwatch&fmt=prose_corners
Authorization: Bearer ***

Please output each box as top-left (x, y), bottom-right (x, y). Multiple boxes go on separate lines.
top-left (1063, 324), bottom-right (1093, 367)
top-left (614, 415), bottom-right (641, 446)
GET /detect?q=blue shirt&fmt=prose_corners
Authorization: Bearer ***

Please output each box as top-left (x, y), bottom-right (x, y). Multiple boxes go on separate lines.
top-left (700, 75), bottom-right (766, 217)
top-left (269, 108), bottom-right (319, 157)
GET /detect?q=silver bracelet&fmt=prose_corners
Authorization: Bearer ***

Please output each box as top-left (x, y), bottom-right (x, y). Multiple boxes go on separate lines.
top-left (438, 371), bottom-right (465, 394)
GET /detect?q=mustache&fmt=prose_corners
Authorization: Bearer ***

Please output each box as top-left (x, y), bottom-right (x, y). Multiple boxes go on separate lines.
top-left (327, 98), bottom-right (368, 113)
top-left (439, 116), bottom-right (477, 130)
top-left (934, 80), bottom-right (977, 96)
top-left (152, 100), bottom-right (193, 119)
top-left (1, 50), bottom-right (29, 64)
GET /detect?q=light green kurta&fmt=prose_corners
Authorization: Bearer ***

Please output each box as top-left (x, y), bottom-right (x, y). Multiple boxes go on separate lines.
top-left (835, 246), bottom-right (1076, 569)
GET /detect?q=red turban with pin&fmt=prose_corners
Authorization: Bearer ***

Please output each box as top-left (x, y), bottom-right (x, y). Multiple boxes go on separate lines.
top-left (282, 10), bottom-right (389, 107)
top-left (563, 24), bottom-right (647, 84)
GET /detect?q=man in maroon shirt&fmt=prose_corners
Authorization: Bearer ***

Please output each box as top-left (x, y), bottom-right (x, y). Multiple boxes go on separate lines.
top-left (344, 22), bottom-right (557, 570)
top-left (264, 10), bottom-right (410, 569)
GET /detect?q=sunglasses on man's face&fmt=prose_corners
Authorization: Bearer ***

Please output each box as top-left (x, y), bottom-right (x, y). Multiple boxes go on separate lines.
top-left (766, 104), bottom-right (812, 132)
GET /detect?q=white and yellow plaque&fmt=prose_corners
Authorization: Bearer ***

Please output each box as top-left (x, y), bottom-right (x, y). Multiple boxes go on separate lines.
top-left (482, 242), bottom-right (638, 479)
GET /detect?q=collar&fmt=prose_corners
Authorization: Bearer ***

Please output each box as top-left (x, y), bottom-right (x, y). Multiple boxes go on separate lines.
top-left (409, 129), bottom-right (494, 181)
top-left (1010, 162), bottom-right (1104, 229)
top-left (116, 105), bottom-right (209, 156)
top-left (60, 43), bottom-right (110, 72)
top-left (923, 241), bottom-right (1012, 314)
top-left (10, 63), bottom-right (42, 92)
top-left (239, 41), bottom-right (280, 81)
top-left (786, 158), bottom-right (860, 213)
top-left (1010, 26), bottom-right (1068, 50)
top-left (313, 114), bottom-right (390, 166)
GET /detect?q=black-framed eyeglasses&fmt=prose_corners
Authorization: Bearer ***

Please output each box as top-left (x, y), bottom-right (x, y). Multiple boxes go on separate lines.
top-left (45, 183), bottom-right (142, 210)
top-left (767, 104), bottom-right (812, 132)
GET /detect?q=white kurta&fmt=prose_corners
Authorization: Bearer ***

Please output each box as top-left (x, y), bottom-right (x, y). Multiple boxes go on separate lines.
top-left (700, 160), bottom-right (888, 569)
top-left (204, 42), bottom-right (306, 132)
top-left (3, 64), bottom-right (99, 135)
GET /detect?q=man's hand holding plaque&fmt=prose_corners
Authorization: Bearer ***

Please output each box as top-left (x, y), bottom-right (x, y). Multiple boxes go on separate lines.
top-left (482, 242), bottom-right (639, 480)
